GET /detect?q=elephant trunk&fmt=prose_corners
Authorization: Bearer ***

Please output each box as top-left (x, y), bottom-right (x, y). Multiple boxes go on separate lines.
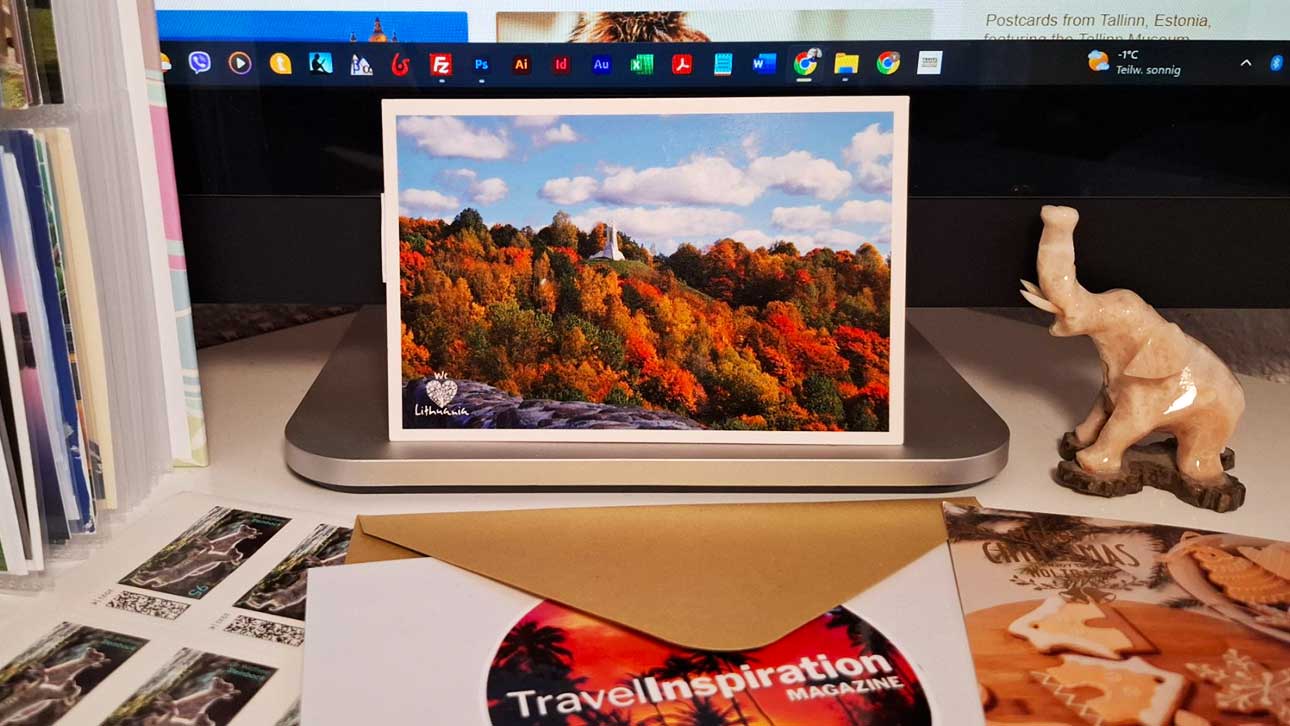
top-left (1036, 205), bottom-right (1088, 311)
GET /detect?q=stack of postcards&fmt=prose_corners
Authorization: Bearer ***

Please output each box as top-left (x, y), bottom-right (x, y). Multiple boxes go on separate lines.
top-left (0, 0), bottom-right (206, 588)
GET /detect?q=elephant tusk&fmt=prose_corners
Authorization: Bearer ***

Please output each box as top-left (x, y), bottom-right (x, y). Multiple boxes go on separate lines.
top-left (1021, 288), bottom-right (1061, 314)
top-left (1020, 279), bottom-right (1043, 296)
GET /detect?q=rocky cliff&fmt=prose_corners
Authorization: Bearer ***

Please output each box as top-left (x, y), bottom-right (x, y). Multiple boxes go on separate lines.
top-left (403, 379), bottom-right (702, 430)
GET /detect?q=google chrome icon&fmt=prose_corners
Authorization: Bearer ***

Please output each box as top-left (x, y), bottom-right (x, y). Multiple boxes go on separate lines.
top-left (876, 51), bottom-right (901, 75)
top-left (794, 47), bottom-right (822, 76)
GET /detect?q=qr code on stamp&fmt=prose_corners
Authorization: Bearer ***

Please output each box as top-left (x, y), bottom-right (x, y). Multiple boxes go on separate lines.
top-left (223, 614), bottom-right (305, 647)
top-left (105, 590), bottom-right (190, 620)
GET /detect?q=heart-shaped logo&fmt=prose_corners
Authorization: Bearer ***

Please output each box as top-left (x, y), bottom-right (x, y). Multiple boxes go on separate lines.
top-left (425, 378), bottom-right (458, 408)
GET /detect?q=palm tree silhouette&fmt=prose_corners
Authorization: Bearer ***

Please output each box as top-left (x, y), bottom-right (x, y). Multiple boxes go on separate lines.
top-left (576, 708), bottom-right (638, 726)
top-left (823, 608), bottom-right (929, 726)
top-left (674, 698), bottom-right (738, 726)
top-left (489, 622), bottom-right (585, 726)
top-left (496, 622), bottom-right (574, 675)
top-left (620, 671), bottom-right (671, 726)
top-left (683, 651), bottom-right (774, 726)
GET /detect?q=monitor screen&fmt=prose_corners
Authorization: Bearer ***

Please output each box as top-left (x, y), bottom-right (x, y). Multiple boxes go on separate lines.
top-left (154, 3), bottom-right (1290, 306)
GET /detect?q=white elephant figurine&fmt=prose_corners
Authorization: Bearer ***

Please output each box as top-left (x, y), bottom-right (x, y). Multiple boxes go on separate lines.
top-left (1020, 205), bottom-right (1245, 497)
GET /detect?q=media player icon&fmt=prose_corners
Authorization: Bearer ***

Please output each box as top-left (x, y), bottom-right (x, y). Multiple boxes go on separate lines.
top-left (227, 51), bottom-right (252, 75)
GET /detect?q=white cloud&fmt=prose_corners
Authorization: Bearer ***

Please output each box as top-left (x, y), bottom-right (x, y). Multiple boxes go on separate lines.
top-left (728, 228), bottom-right (822, 249)
top-left (537, 123), bottom-right (580, 145)
top-left (843, 123), bottom-right (893, 165)
top-left (854, 162), bottom-right (893, 194)
top-left (570, 205), bottom-right (744, 253)
top-left (729, 228), bottom-right (775, 247)
top-left (771, 205), bottom-right (834, 231)
top-left (441, 168), bottom-right (508, 205)
top-left (597, 156), bottom-right (762, 207)
top-left (842, 123), bottom-right (894, 194)
top-left (812, 229), bottom-right (868, 250)
top-left (874, 224), bottom-right (893, 245)
top-left (514, 114), bottom-right (559, 128)
top-left (835, 199), bottom-right (892, 224)
top-left (398, 116), bottom-right (511, 160)
top-left (472, 177), bottom-right (509, 204)
top-left (748, 151), bottom-right (853, 201)
top-left (400, 188), bottom-right (460, 215)
top-left (771, 200), bottom-right (891, 232)
top-left (540, 176), bottom-right (598, 205)
top-left (740, 133), bottom-right (761, 160)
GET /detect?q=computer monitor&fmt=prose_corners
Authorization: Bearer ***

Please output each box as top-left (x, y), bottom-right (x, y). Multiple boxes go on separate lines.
top-left (156, 3), bottom-right (1290, 307)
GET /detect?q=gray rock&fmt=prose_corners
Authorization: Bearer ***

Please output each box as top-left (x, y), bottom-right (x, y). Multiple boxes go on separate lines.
top-left (403, 378), bottom-right (701, 430)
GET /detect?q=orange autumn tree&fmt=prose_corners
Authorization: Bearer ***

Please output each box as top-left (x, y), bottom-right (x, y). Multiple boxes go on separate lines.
top-left (400, 209), bottom-right (893, 431)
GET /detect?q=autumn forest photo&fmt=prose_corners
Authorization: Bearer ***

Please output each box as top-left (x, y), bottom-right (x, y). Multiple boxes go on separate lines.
top-left (394, 105), bottom-right (900, 434)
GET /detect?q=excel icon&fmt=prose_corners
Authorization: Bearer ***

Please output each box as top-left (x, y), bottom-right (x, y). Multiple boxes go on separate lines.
top-left (629, 53), bottom-right (654, 75)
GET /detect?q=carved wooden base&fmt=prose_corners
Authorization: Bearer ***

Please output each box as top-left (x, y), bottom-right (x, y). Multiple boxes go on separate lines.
top-left (1055, 432), bottom-right (1244, 513)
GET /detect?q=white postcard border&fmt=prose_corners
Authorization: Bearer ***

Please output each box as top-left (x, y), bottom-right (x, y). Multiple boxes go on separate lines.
top-left (383, 96), bottom-right (909, 445)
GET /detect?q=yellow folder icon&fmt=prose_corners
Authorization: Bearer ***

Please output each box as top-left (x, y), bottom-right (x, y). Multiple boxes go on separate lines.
top-left (834, 52), bottom-right (859, 75)
top-left (270, 52), bottom-right (293, 75)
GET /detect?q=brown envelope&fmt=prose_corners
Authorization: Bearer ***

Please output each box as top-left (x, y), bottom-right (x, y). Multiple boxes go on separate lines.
top-left (346, 498), bottom-right (971, 651)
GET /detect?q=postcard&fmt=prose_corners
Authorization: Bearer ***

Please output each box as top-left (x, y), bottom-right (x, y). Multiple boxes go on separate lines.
top-left (0, 622), bottom-right (148, 725)
top-left (233, 523), bottom-right (352, 622)
top-left (943, 503), bottom-right (1290, 726)
top-left (0, 402), bottom-right (26, 574)
top-left (0, 152), bottom-right (44, 568)
top-left (101, 648), bottom-right (276, 726)
top-left (31, 132), bottom-right (96, 527)
top-left (1, 0), bottom-right (30, 109)
top-left (41, 127), bottom-right (116, 509)
top-left (119, 506), bottom-right (289, 599)
top-left (384, 96), bottom-right (908, 444)
top-left (0, 144), bottom-right (69, 544)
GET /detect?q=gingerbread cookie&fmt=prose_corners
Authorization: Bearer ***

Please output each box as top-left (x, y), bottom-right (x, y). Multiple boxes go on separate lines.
top-left (1031, 655), bottom-right (1189, 726)
top-left (1189, 545), bottom-right (1290, 607)
top-left (1239, 543), bottom-right (1290, 582)
top-left (1186, 648), bottom-right (1290, 725)
top-left (1008, 597), bottom-right (1155, 659)
top-left (1171, 711), bottom-right (1210, 726)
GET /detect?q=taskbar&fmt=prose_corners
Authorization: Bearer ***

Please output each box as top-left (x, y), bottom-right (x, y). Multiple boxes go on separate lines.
top-left (159, 40), bottom-right (1290, 89)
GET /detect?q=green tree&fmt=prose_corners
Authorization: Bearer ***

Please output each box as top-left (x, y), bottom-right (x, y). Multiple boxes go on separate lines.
top-left (451, 207), bottom-right (488, 239)
top-left (801, 374), bottom-right (844, 422)
top-left (493, 223), bottom-right (532, 249)
top-left (665, 244), bottom-right (704, 288)
top-left (705, 349), bottom-right (781, 419)
top-left (539, 211), bottom-right (582, 250)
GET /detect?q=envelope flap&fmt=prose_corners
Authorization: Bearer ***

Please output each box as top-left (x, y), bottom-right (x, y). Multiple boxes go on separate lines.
top-left (351, 499), bottom-right (960, 651)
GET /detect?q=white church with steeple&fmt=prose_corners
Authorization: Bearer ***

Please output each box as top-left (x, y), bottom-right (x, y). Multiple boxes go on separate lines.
top-left (590, 221), bottom-right (626, 261)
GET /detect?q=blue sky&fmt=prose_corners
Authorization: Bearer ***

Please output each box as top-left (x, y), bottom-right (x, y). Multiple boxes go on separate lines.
top-left (396, 111), bottom-right (895, 255)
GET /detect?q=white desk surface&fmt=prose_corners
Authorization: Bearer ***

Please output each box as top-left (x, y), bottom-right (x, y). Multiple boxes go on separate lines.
top-left (3, 308), bottom-right (1288, 617)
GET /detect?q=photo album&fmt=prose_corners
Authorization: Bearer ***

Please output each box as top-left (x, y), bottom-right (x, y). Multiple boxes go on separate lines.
top-left (384, 96), bottom-right (909, 444)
